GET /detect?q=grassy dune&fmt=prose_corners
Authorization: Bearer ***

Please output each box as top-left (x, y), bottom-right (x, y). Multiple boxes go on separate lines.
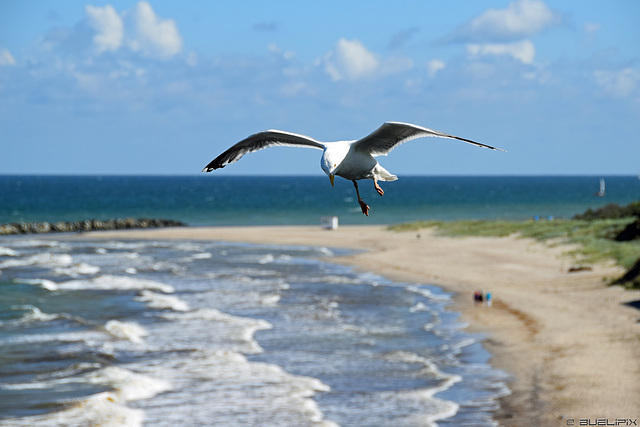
top-left (388, 218), bottom-right (640, 286)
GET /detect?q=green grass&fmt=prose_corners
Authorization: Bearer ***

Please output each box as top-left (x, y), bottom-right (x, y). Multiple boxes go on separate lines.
top-left (388, 218), bottom-right (640, 271)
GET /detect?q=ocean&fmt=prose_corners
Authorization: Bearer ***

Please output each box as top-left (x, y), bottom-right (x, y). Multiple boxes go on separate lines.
top-left (1, 175), bottom-right (638, 426)
top-left (2, 175), bottom-right (639, 226)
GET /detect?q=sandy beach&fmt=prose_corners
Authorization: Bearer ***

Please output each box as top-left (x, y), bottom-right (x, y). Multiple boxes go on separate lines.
top-left (84, 225), bottom-right (640, 426)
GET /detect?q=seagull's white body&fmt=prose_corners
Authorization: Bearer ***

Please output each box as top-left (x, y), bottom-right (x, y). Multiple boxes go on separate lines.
top-left (322, 141), bottom-right (395, 182)
top-left (203, 121), bottom-right (503, 216)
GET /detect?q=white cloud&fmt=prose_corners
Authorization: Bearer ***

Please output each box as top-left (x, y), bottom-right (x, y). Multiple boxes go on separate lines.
top-left (323, 38), bottom-right (379, 81)
top-left (321, 38), bottom-right (412, 82)
top-left (584, 22), bottom-right (601, 34)
top-left (379, 56), bottom-right (413, 77)
top-left (82, 2), bottom-right (182, 60)
top-left (125, 2), bottom-right (182, 59)
top-left (85, 5), bottom-right (123, 53)
top-left (427, 59), bottom-right (446, 78)
top-left (450, 0), bottom-right (559, 43)
top-left (0, 48), bottom-right (16, 66)
top-left (594, 68), bottom-right (639, 98)
top-left (280, 81), bottom-right (314, 97)
top-left (186, 51), bottom-right (199, 67)
top-left (268, 43), bottom-right (295, 60)
top-left (467, 40), bottom-right (536, 64)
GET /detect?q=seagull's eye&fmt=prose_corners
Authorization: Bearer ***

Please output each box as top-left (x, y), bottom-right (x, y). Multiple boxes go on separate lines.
top-left (333, 163), bottom-right (337, 168)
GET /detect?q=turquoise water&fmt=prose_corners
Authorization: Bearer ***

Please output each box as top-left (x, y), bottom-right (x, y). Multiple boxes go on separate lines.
top-left (2, 175), bottom-right (639, 226)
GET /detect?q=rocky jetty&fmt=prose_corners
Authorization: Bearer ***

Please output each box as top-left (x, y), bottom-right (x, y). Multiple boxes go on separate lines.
top-left (0, 218), bottom-right (186, 236)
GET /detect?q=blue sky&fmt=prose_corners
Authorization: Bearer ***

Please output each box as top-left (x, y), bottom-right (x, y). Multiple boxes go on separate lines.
top-left (1, 0), bottom-right (639, 175)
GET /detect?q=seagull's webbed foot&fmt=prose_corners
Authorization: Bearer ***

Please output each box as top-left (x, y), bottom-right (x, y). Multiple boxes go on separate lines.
top-left (358, 199), bottom-right (370, 216)
top-left (374, 180), bottom-right (384, 197)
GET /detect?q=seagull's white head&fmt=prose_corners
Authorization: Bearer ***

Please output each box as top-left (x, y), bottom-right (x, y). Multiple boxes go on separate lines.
top-left (320, 155), bottom-right (337, 187)
top-left (320, 143), bottom-right (350, 187)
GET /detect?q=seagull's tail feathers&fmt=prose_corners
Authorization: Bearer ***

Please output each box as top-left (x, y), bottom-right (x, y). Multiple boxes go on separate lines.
top-left (374, 165), bottom-right (397, 182)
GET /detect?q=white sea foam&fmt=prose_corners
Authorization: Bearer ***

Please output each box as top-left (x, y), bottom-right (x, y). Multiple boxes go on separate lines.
top-left (1, 367), bottom-right (170, 427)
top-left (219, 267), bottom-right (283, 278)
top-left (177, 252), bottom-right (213, 263)
top-left (101, 241), bottom-right (149, 251)
top-left (410, 302), bottom-right (429, 312)
top-left (321, 274), bottom-right (364, 284)
top-left (56, 275), bottom-right (174, 293)
top-left (183, 308), bottom-right (272, 338)
top-left (161, 308), bottom-right (272, 354)
top-left (14, 277), bottom-right (59, 291)
top-left (449, 337), bottom-right (478, 355)
top-left (6, 239), bottom-right (66, 249)
top-left (258, 253), bottom-right (275, 264)
top-left (53, 262), bottom-right (101, 277)
top-left (146, 349), bottom-right (335, 426)
top-left (191, 252), bottom-right (212, 259)
top-left (315, 298), bottom-right (341, 319)
top-left (3, 329), bottom-right (105, 345)
top-left (173, 242), bottom-right (206, 252)
top-left (135, 290), bottom-right (190, 311)
top-left (66, 392), bottom-right (146, 427)
top-left (385, 350), bottom-right (463, 394)
top-left (236, 252), bottom-right (299, 265)
top-left (260, 294), bottom-right (280, 306)
top-left (0, 391), bottom-right (145, 427)
top-left (85, 366), bottom-right (171, 401)
top-left (217, 273), bottom-right (289, 289)
top-left (105, 320), bottom-right (148, 344)
top-left (318, 247), bottom-right (334, 256)
top-left (329, 351), bottom-right (462, 426)
top-left (257, 366), bottom-right (332, 424)
top-left (0, 253), bottom-right (73, 269)
top-left (384, 388), bottom-right (460, 427)
top-left (407, 285), bottom-right (451, 301)
top-left (6, 304), bottom-right (59, 326)
top-left (0, 246), bottom-right (19, 256)
top-left (0, 364), bottom-right (103, 391)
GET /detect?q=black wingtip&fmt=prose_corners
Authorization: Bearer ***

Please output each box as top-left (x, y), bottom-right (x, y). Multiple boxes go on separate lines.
top-left (202, 159), bottom-right (225, 172)
top-left (488, 146), bottom-right (507, 152)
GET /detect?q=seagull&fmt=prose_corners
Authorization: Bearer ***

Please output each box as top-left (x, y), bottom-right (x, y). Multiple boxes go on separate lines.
top-left (203, 121), bottom-right (504, 216)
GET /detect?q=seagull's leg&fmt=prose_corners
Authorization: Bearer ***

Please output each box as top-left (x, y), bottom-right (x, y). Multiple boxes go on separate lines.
top-left (373, 178), bottom-right (384, 196)
top-left (353, 180), bottom-right (370, 216)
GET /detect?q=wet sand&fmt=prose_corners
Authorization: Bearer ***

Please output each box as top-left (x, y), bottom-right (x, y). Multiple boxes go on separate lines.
top-left (83, 225), bottom-right (640, 426)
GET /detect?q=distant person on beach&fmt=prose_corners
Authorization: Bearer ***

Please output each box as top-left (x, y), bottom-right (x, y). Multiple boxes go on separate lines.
top-left (474, 290), bottom-right (483, 304)
top-left (486, 292), bottom-right (492, 307)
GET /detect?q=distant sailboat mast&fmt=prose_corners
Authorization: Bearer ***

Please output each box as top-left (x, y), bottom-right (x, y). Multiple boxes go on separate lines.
top-left (595, 178), bottom-right (605, 197)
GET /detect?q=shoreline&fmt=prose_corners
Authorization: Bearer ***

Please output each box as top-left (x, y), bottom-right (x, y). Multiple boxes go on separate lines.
top-left (78, 225), bottom-right (640, 426)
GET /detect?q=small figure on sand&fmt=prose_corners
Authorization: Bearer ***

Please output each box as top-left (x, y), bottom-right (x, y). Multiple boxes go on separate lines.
top-left (474, 290), bottom-right (483, 304)
top-left (474, 290), bottom-right (492, 307)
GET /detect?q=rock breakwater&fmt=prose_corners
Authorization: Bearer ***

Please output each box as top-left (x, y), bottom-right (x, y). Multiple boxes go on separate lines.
top-left (0, 218), bottom-right (186, 236)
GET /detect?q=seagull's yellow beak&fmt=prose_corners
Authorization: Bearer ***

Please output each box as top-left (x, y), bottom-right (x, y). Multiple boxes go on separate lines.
top-left (329, 173), bottom-right (335, 187)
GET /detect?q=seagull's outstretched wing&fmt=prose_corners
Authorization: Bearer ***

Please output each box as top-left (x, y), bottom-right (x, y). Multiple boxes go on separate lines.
top-left (352, 121), bottom-right (504, 157)
top-left (203, 130), bottom-right (325, 172)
